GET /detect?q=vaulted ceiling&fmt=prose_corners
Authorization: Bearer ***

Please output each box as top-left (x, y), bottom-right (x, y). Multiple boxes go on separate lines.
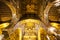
top-left (0, 0), bottom-right (60, 24)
